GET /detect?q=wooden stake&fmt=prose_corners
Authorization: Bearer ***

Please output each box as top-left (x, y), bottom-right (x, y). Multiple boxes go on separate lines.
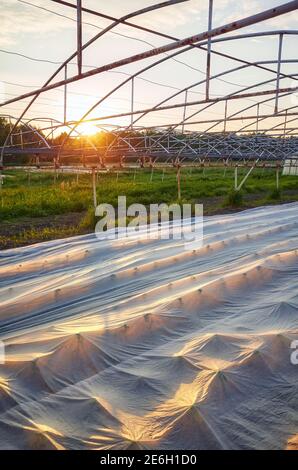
top-left (150, 167), bottom-right (154, 182)
top-left (177, 166), bottom-right (181, 200)
top-left (0, 172), bottom-right (3, 208)
top-left (92, 167), bottom-right (97, 208)
top-left (234, 165), bottom-right (238, 190)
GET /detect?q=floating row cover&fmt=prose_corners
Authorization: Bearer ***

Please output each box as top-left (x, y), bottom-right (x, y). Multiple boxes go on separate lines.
top-left (282, 157), bottom-right (298, 176)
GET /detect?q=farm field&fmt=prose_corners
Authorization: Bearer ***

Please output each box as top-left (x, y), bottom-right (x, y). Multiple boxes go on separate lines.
top-left (0, 167), bottom-right (297, 249)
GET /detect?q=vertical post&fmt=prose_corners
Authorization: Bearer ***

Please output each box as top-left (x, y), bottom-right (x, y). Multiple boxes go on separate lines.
top-left (9, 117), bottom-right (13, 146)
top-left (206, 0), bottom-right (213, 101)
top-left (150, 167), bottom-right (154, 182)
top-left (20, 127), bottom-right (24, 149)
top-left (256, 103), bottom-right (260, 133)
top-left (276, 165), bottom-right (280, 190)
top-left (181, 90), bottom-right (188, 134)
top-left (81, 136), bottom-right (85, 167)
top-left (0, 172), bottom-right (2, 208)
top-left (283, 109), bottom-right (288, 142)
top-left (51, 119), bottom-right (54, 145)
top-left (131, 77), bottom-right (134, 129)
top-left (234, 165), bottom-right (238, 190)
top-left (64, 65), bottom-right (67, 124)
top-left (274, 33), bottom-right (283, 114)
top-left (77, 0), bottom-right (82, 76)
top-left (92, 167), bottom-right (97, 209)
top-left (177, 166), bottom-right (181, 200)
top-left (223, 100), bottom-right (228, 133)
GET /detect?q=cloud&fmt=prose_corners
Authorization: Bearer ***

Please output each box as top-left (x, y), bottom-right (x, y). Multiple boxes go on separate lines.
top-left (215, 0), bottom-right (295, 29)
top-left (137, 1), bottom-right (207, 29)
top-left (0, 0), bottom-right (75, 47)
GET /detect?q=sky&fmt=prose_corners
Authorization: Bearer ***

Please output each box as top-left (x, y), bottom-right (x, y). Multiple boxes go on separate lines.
top-left (0, 0), bottom-right (297, 137)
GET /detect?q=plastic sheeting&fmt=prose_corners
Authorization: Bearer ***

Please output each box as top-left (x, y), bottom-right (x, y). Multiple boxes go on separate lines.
top-left (0, 202), bottom-right (297, 450)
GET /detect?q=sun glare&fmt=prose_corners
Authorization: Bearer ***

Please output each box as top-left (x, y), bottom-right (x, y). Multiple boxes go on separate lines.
top-left (78, 122), bottom-right (98, 136)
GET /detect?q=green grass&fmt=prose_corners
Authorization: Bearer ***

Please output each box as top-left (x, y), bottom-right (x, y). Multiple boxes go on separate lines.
top-left (0, 226), bottom-right (80, 248)
top-left (0, 167), bottom-right (297, 248)
top-left (1, 168), bottom-right (296, 219)
top-left (223, 190), bottom-right (243, 208)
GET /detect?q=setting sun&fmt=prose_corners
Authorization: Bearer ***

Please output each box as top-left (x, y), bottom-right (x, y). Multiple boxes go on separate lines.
top-left (77, 122), bottom-right (98, 136)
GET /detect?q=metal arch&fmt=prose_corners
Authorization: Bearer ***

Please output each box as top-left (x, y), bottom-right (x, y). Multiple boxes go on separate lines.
top-left (131, 130), bottom-right (198, 156)
top-left (0, 0), bottom-right (189, 163)
top-left (71, 63), bottom-right (297, 160)
top-left (0, 114), bottom-right (51, 153)
top-left (2, 2), bottom-right (297, 104)
top-left (2, 20), bottom-right (298, 136)
top-left (218, 103), bottom-right (298, 160)
top-left (134, 77), bottom-right (295, 159)
top-left (55, 43), bottom-right (199, 160)
top-left (186, 96), bottom-right (296, 148)
top-left (62, 48), bottom-right (298, 161)
top-left (25, 116), bottom-right (101, 156)
top-left (173, 89), bottom-right (297, 160)
top-left (1, 2), bottom-right (298, 165)
top-left (201, 102), bottom-right (298, 160)
top-left (57, 34), bottom-right (298, 151)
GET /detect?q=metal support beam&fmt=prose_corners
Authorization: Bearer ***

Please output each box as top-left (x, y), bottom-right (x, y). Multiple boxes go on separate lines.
top-left (181, 90), bottom-right (188, 134)
top-left (64, 65), bottom-right (67, 124)
top-left (92, 167), bottom-right (97, 208)
top-left (235, 159), bottom-right (260, 191)
top-left (2, 1), bottom-right (297, 105)
top-left (223, 100), bottom-right (228, 133)
top-left (206, 0), bottom-right (213, 100)
top-left (131, 77), bottom-right (134, 129)
top-left (77, 0), bottom-right (82, 76)
top-left (275, 33), bottom-right (284, 114)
